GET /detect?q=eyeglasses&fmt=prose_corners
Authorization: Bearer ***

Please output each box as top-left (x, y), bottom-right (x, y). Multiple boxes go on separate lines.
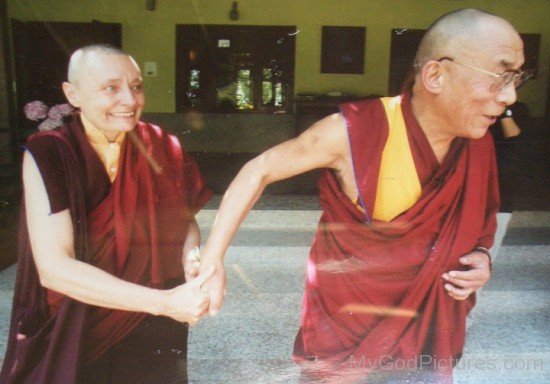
top-left (437, 57), bottom-right (533, 92)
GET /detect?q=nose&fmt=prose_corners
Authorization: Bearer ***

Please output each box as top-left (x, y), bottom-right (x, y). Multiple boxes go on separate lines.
top-left (496, 81), bottom-right (517, 106)
top-left (119, 86), bottom-right (137, 105)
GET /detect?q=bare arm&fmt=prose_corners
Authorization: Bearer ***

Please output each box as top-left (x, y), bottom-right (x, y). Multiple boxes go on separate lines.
top-left (24, 151), bottom-right (211, 324)
top-left (200, 113), bottom-right (351, 313)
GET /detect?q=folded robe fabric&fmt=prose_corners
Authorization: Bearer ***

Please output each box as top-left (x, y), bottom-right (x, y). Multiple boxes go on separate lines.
top-left (293, 95), bottom-right (499, 378)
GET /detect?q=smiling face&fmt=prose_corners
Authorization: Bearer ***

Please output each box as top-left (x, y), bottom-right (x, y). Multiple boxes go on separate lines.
top-left (439, 19), bottom-right (524, 139)
top-left (63, 51), bottom-right (144, 141)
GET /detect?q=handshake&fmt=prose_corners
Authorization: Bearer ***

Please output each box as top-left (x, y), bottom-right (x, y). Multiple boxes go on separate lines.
top-left (160, 247), bottom-right (225, 326)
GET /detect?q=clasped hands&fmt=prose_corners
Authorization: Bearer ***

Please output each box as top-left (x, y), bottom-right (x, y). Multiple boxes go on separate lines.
top-left (441, 250), bottom-right (492, 301)
top-left (160, 249), bottom-right (226, 326)
top-left (161, 266), bottom-right (212, 326)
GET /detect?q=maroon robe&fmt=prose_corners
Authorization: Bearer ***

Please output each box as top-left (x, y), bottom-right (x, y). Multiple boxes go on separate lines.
top-left (0, 115), bottom-right (212, 383)
top-left (293, 94), bottom-right (499, 379)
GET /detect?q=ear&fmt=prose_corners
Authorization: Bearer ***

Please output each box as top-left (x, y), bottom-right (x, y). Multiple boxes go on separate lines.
top-left (62, 82), bottom-right (80, 107)
top-left (420, 60), bottom-right (444, 94)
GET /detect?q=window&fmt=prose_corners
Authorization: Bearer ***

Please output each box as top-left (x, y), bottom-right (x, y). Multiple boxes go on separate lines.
top-left (176, 25), bottom-right (296, 113)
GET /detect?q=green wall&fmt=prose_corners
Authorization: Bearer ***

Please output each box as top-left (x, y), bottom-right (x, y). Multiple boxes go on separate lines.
top-left (7, 0), bottom-right (550, 116)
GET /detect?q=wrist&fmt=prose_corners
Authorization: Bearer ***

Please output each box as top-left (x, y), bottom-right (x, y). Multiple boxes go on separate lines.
top-left (474, 246), bottom-right (492, 271)
top-left (199, 246), bottom-right (224, 265)
top-left (150, 288), bottom-right (170, 317)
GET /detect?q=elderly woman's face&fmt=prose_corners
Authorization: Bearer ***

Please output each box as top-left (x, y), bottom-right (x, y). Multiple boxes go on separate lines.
top-left (67, 52), bottom-right (145, 141)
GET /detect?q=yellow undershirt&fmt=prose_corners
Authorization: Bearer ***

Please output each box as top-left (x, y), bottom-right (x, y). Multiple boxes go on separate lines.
top-left (355, 96), bottom-right (422, 222)
top-left (83, 124), bottom-right (126, 182)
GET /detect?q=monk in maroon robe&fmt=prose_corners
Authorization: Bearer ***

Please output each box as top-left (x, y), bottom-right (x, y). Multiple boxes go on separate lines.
top-left (1, 45), bottom-right (213, 384)
top-left (198, 9), bottom-right (527, 382)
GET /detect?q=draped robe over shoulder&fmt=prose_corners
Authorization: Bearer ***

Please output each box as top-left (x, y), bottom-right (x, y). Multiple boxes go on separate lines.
top-left (293, 95), bottom-right (499, 377)
top-left (0, 115), bottom-right (212, 384)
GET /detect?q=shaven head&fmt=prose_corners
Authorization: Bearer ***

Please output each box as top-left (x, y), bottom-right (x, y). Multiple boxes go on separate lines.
top-left (67, 44), bottom-right (128, 84)
top-left (62, 44), bottom-right (144, 142)
top-left (414, 8), bottom-right (517, 69)
top-left (410, 8), bottom-right (524, 143)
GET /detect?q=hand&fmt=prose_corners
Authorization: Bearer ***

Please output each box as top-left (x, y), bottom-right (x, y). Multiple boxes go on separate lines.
top-left (442, 251), bottom-right (492, 301)
top-left (184, 246), bottom-right (201, 282)
top-left (162, 267), bottom-right (214, 325)
top-left (199, 260), bottom-right (227, 316)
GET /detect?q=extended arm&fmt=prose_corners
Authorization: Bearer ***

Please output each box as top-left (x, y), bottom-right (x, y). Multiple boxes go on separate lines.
top-left (200, 113), bottom-right (351, 314)
top-left (24, 151), bottom-right (211, 325)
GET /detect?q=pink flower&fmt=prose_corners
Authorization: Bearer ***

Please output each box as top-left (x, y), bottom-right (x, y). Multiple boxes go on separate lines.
top-left (24, 100), bottom-right (48, 121)
top-left (38, 118), bottom-right (64, 131)
top-left (24, 100), bottom-right (74, 132)
top-left (48, 103), bottom-right (74, 120)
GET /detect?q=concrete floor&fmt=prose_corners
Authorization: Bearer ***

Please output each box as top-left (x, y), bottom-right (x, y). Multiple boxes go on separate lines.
top-left (0, 196), bottom-right (548, 383)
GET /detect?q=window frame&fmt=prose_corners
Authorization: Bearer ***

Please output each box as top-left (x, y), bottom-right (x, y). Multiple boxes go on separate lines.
top-left (176, 24), bottom-right (296, 114)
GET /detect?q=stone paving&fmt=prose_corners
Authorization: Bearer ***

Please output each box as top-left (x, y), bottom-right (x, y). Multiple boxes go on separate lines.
top-left (0, 196), bottom-right (548, 383)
